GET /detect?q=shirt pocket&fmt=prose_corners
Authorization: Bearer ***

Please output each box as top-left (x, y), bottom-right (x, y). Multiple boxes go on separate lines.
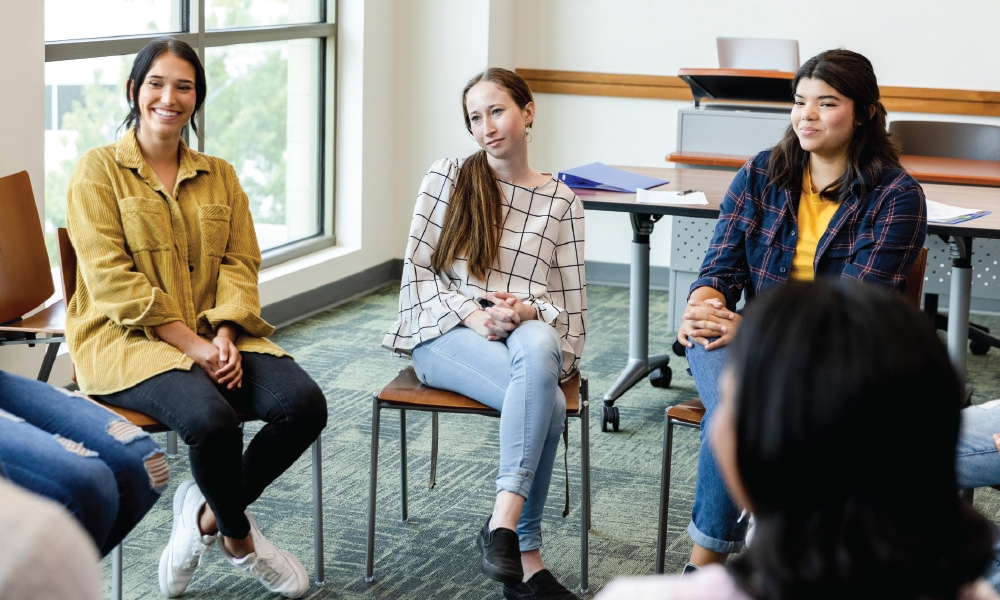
top-left (733, 206), bottom-right (780, 259)
top-left (119, 197), bottom-right (172, 252)
top-left (199, 204), bottom-right (232, 258)
top-left (823, 227), bottom-right (873, 259)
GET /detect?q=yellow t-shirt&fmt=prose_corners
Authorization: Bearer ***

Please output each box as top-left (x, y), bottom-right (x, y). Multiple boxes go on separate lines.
top-left (790, 169), bottom-right (840, 281)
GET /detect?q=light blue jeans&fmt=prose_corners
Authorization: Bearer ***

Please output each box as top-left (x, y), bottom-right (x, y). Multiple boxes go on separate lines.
top-left (412, 321), bottom-right (565, 552)
top-left (685, 343), bottom-right (749, 554)
top-left (956, 400), bottom-right (1000, 592)
top-left (0, 370), bottom-right (167, 556)
top-left (957, 399), bottom-right (1000, 490)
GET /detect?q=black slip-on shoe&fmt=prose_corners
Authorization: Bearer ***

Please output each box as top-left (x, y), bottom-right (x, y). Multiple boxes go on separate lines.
top-left (502, 569), bottom-right (578, 600)
top-left (476, 515), bottom-right (523, 585)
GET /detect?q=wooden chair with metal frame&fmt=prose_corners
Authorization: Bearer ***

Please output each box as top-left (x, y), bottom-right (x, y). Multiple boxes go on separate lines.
top-left (0, 170), bottom-right (66, 382)
top-left (57, 227), bottom-right (326, 600)
top-left (366, 365), bottom-right (591, 595)
top-left (653, 247), bottom-right (929, 573)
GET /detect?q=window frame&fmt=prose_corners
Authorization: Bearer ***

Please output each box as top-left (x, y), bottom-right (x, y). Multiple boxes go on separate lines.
top-left (44, 1), bottom-right (338, 267)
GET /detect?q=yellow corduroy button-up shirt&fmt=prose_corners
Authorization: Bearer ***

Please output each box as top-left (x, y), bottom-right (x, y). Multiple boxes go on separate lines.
top-left (65, 129), bottom-right (286, 395)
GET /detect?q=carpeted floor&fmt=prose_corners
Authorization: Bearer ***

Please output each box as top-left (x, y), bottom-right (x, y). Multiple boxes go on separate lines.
top-left (99, 283), bottom-right (1000, 599)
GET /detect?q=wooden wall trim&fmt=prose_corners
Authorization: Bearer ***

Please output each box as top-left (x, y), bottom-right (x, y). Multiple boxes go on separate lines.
top-left (517, 69), bottom-right (1000, 118)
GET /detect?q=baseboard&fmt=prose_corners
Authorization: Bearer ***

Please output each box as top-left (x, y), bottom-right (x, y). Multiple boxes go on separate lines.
top-left (585, 261), bottom-right (671, 291)
top-left (263, 259), bottom-right (404, 329)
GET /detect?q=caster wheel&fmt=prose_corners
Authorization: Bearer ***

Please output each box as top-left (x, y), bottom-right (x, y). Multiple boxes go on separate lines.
top-left (672, 340), bottom-right (686, 357)
top-left (601, 405), bottom-right (620, 432)
top-left (649, 366), bottom-right (672, 388)
top-left (971, 340), bottom-right (991, 356)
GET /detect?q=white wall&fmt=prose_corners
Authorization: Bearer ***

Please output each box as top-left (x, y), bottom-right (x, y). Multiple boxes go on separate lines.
top-left (388, 0), bottom-right (496, 255)
top-left (513, 0), bottom-right (1000, 267)
top-left (0, 2), bottom-right (55, 378)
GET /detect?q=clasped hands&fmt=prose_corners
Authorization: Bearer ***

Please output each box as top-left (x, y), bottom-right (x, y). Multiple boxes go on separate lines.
top-left (677, 289), bottom-right (742, 351)
top-left (463, 291), bottom-right (536, 341)
top-left (156, 320), bottom-right (243, 389)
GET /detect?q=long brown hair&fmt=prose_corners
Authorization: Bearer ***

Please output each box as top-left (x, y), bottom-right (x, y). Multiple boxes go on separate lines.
top-left (432, 68), bottom-right (534, 280)
top-left (767, 49), bottom-right (901, 202)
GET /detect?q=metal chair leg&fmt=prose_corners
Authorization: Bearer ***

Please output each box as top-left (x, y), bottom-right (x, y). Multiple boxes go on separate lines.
top-left (399, 410), bottom-right (408, 522)
top-left (311, 436), bottom-right (325, 586)
top-left (111, 542), bottom-right (123, 600)
top-left (655, 410), bottom-right (674, 574)
top-left (365, 397), bottom-right (381, 582)
top-left (429, 412), bottom-right (438, 489)
top-left (166, 431), bottom-right (178, 457)
top-left (579, 384), bottom-right (590, 596)
top-left (36, 340), bottom-right (60, 382)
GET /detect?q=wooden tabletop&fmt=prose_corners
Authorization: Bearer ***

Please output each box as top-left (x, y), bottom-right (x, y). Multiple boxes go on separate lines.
top-left (665, 150), bottom-right (1000, 187)
top-left (577, 165), bottom-right (1000, 240)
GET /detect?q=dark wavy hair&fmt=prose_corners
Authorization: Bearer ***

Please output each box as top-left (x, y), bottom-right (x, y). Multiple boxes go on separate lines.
top-left (767, 49), bottom-right (901, 202)
top-left (119, 36), bottom-right (207, 138)
top-left (727, 280), bottom-right (993, 600)
top-left (431, 68), bottom-right (535, 280)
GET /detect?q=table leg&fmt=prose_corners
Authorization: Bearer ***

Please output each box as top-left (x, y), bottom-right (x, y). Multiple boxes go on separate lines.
top-left (603, 214), bottom-right (671, 405)
top-left (947, 237), bottom-right (972, 385)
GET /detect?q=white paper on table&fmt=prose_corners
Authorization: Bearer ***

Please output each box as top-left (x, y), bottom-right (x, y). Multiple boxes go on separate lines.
top-left (635, 188), bottom-right (709, 205)
top-left (925, 198), bottom-right (987, 224)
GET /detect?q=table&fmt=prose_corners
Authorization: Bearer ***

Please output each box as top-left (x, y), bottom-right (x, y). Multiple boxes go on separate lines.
top-left (919, 182), bottom-right (1000, 378)
top-left (578, 167), bottom-right (1000, 430)
top-left (576, 168), bottom-right (733, 431)
top-left (665, 150), bottom-right (1000, 187)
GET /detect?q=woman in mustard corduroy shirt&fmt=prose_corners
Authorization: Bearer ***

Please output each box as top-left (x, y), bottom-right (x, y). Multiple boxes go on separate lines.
top-left (65, 37), bottom-right (327, 599)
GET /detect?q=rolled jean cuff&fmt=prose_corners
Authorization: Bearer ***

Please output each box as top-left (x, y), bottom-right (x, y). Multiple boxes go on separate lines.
top-left (497, 468), bottom-right (533, 500)
top-left (686, 519), bottom-right (745, 555)
top-left (518, 530), bottom-right (542, 553)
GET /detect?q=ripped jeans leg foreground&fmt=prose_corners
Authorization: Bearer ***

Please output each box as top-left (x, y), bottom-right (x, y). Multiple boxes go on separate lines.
top-left (0, 371), bottom-right (167, 555)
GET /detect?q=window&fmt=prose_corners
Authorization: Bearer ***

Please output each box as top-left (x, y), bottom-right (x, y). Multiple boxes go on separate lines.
top-left (44, 0), bottom-right (335, 265)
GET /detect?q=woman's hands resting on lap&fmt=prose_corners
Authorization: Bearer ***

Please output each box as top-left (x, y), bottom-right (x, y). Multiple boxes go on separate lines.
top-left (462, 291), bottom-right (537, 341)
top-left (153, 321), bottom-right (244, 389)
top-left (677, 286), bottom-right (742, 351)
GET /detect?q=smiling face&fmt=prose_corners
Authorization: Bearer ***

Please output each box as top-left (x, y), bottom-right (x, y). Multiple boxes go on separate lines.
top-left (464, 81), bottom-right (534, 164)
top-left (791, 77), bottom-right (857, 162)
top-left (131, 52), bottom-right (198, 145)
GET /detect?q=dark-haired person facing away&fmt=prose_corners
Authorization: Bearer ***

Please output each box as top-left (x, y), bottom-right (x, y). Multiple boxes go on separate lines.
top-left (675, 49), bottom-right (927, 571)
top-left (64, 36), bottom-right (327, 598)
top-left (384, 67), bottom-right (586, 599)
top-left (599, 280), bottom-right (999, 600)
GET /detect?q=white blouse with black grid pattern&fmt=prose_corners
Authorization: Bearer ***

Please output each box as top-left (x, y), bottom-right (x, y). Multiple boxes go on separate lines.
top-left (383, 157), bottom-right (587, 379)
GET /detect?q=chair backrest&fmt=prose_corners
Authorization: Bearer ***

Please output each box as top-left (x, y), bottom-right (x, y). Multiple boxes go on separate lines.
top-left (716, 37), bottom-right (800, 72)
top-left (0, 171), bottom-right (55, 324)
top-left (888, 120), bottom-right (1000, 162)
top-left (57, 228), bottom-right (77, 305)
top-left (905, 247), bottom-right (929, 309)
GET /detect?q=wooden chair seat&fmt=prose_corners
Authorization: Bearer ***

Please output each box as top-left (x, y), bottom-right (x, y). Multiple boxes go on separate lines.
top-left (665, 399), bottom-right (705, 427)
top-left (377, 366), bottom-right (582, 414)
top-left (367, 366), bottom-right (591, 594)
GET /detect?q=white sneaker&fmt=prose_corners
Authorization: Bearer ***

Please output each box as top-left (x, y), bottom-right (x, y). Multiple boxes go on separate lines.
top-left (218, 512), bottom-right (310, 598)
top-left (159, 480), bottom-right (217, 598)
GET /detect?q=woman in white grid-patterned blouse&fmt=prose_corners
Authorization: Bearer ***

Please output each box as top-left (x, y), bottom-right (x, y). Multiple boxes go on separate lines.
top-left (383, 68), bottom-right (586, 600)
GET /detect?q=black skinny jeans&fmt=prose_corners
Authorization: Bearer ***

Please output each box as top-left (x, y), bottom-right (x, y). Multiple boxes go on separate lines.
top-left (98, 353), bottom-right (327, 539)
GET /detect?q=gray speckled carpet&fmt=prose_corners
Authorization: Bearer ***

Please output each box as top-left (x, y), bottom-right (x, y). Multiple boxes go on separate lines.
top-left (99, 283), bottom-right (1000, 599)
